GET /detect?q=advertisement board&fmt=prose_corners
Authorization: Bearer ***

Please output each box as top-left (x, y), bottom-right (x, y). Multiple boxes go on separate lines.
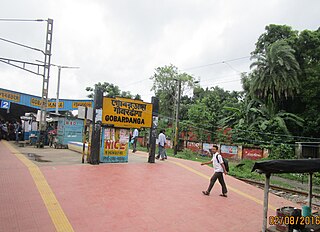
top-left (242, 147), bottom-right (263, 160)
top-left (186, 141), bottom-right (201, 152)
top-left (220, 145), bottom-right (238, 158)
top-left (57, 118), bottom-right (84, 145)
top-left (100, 128), bottom-right (129, 163)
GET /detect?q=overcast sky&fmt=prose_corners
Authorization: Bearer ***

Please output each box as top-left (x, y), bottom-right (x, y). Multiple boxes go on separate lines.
top-left (0, 0), bottom-right (319, 102)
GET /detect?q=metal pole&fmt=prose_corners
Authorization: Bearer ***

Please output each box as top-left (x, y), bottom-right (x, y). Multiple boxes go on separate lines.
top-left (148, 117), bottom-right (157, 163)
top-left (308, 172), bottom-right (313, 208)
top-left (262, 173), bottom-right (271, 232)
top-left (148, 97), bottom-right (159, 163)
top-left (82, 107), bottom-right (88, 163)
top-left (38, 18), bottom-right (53, 148)
top-left (55, 66), bottom-right (61, 114)
top-left (174, 79), bottom-right (181, 155)
top-left (89, 86), bottom-right (102, 165)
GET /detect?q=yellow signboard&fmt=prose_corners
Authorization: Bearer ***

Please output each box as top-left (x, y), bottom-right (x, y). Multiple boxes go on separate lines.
top-left (0, 90), bottom-right (20, 102)
top-left (31, 98), bottom-right (64, 108)
top-left (102, 97), bottom-right (152, 128)
top-left (48, 101), bottom-right (64, 108)
top-left (31, 98), bottom-right (42, 107)
top-left (72, 101), bottom-right (93, 108)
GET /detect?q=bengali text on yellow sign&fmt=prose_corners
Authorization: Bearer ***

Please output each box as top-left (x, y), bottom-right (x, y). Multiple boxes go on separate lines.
top-left (30, 98), bottom-right (64, 108)
top-left (0, 90), bottom-right (20, 102)
top-left (72, 101), bottom-right (93, 109)
top-left (102, 97), bottom-right (152, 128)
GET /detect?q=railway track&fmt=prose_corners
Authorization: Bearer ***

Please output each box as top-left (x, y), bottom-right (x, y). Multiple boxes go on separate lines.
top-left (237, 177), bottom-right (320, 208)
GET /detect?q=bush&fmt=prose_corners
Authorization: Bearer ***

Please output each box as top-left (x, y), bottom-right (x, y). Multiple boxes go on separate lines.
top-left (268, 143), bottom-right (295, 159)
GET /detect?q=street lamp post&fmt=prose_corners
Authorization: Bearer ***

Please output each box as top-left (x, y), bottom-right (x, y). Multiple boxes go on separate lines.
top-left (56, 66), bottom-right (61, 114)
top-left (54, 65), bottom-right (79, 113)
top-left (36, 60), bottom-right (79, 114)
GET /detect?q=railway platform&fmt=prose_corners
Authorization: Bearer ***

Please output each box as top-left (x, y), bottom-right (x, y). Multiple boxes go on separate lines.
top-left (0, 140), bottom-right (311, 232)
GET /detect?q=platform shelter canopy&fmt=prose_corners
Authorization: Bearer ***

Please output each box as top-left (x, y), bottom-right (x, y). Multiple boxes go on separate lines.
top-left (252, 159), bottom-right (320, 174)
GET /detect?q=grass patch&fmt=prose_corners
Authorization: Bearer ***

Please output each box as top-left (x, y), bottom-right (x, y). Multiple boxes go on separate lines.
top-left (135, 145), bottom-right (320, 191)
top-left (228, 159), bottom-right (264, 181)
top-left (270, 179), bottom-right (296, 189)
top-left (275, 173), bottom-right (320, 186)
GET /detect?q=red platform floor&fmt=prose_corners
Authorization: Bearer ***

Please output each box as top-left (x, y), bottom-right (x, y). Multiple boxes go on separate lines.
top-left (0, 141), bottom-right (300, 232)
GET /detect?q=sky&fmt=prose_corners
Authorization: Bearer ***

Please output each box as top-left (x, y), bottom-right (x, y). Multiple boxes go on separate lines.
top-left (0, 0), bottom-right (319, 103)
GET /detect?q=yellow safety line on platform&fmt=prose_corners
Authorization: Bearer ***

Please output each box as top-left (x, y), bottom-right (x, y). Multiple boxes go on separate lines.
top-left (3, 141), bottom-right (74, 232)
top-left (167, 159), bottom-right (277, 211)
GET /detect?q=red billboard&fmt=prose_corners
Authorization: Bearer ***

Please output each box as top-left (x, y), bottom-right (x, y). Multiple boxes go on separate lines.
top-left (242, 148), bottom-right (263, 160)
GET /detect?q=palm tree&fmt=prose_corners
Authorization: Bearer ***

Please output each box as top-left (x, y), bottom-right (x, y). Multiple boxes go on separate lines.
top-left (250, 40), bottom-right (300, 100)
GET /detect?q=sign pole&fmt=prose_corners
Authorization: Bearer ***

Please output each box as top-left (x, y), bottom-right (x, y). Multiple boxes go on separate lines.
top-left (148, 97), bottom-right (159, 163)
top-left (82, 107), bottom-right (88, 163)
top-left (89, 86), bottom-right (102, 165)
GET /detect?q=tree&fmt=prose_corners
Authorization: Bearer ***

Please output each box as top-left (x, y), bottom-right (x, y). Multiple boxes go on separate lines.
top-left (218, 97), bottom-right (259, 129)
top-left (249, 96), bottom-right (304, 138)
top-left (150, 64), bottom-right (196, 119)
top-left (253, 24), bottom-right (298, 55)
top-left (249, 25), bottom-right (320, 138)
top-left (186, 101), bottom-right (213, 142)
top-left (184, 86), bottom-right (242, 143)
top-left (85, 82), bottom-right (141, 100)
top-left (250, 40), bottom-right (300, 100)
top-left (294, 29), bottom-right (320, 137)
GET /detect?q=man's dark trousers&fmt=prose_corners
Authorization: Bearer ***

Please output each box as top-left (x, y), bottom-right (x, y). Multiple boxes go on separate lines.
top-left (207, 172), bottom-right (227, 194)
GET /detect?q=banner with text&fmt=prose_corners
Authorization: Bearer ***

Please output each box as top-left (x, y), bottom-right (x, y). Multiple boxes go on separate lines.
top-left (102, 97), bottom-right (152, 128)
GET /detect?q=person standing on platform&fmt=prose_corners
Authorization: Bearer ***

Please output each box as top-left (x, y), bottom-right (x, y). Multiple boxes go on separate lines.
top-left (0, 121), bottom-right (3, 140)
top-left (157, 129), bottom-right (167, 160)
top-left (132, 128), bottom-right (139, 153)
top-left (2, 122), bottom-right (8, 140)
top-left (201, 145), bottom-right (228, 197)
top-left (15, 122), bottom-right (22, 143)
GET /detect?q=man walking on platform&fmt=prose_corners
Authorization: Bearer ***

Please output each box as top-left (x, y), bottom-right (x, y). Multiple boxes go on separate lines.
top-left (132, 128), bottom-right (139, 153)
top-left (201, 145), bottom-right (228, 197)
top-left (157, 129), bottom-right (167, 160)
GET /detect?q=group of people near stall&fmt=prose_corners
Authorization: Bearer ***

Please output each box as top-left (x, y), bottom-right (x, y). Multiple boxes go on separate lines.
top-left (0, 120), bottom-right (22, 142)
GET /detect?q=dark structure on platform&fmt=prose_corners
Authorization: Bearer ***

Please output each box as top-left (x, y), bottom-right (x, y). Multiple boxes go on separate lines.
top-left (252, 159), bottom-right (320, 232)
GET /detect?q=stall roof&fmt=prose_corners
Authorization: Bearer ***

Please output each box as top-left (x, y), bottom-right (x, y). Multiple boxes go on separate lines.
top-left (252, 159), bottom-right (320, 174)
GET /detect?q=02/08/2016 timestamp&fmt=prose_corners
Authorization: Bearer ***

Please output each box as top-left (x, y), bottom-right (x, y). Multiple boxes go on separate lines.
top-left (269, 216), bottom-right (320, 226)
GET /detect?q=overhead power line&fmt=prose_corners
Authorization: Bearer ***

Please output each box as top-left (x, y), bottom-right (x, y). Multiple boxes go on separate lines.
top-left (181, 56), bottom-right (250, 71)
top-left (114, 55), bottom-right (250, 93)
top-left (0, 37), bottom-right (44, 54)
top-left (222, 61), bottom-right (242, 73)
top-left (0, 18), bottom-right (45, 22)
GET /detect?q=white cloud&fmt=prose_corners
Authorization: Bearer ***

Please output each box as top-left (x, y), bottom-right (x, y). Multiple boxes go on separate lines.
top-left (0, 0), bottom-right (319, 102)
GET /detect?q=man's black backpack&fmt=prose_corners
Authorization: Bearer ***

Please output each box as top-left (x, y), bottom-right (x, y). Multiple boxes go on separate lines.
top-left (216, 154), bottom-right (229, 172)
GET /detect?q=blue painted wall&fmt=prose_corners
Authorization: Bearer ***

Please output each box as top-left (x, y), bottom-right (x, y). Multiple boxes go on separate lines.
top-left (0, 88), bottom-right (93, 111)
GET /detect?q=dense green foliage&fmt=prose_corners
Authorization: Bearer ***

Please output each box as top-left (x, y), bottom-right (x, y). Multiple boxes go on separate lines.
top-left (86, 82), bottom-right (141, 100)
top-left (150, 24), bottom-right (320, 159)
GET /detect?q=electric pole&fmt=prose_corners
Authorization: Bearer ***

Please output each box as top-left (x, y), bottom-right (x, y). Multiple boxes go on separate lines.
top-left (38, 18), bottom-right (53, 148)
top-left (173, 78), bottom-right (199, 155)
top-left (174, 79), bottom-right (181, 155)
